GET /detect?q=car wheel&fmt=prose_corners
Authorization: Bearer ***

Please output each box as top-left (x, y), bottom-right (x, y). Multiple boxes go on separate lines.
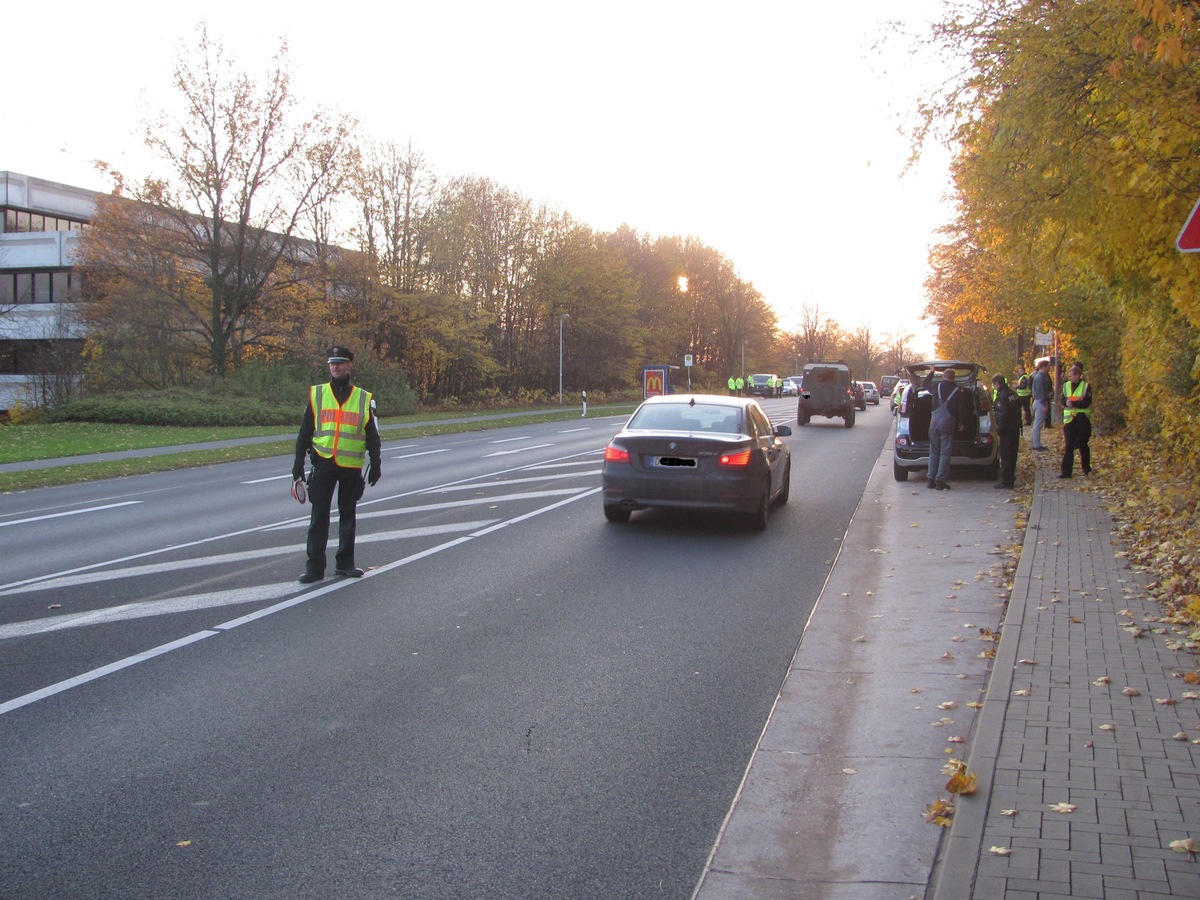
top-left (777, 460), bottom-right (791, 505)
top-left (604, 504), bottom-right (631, 523)
top-left (798, 409), bottom-right (809, 426)
top-left (844, 409), bottom-right (855, 428)
top-left (893, 458), bottom-right (909, 481)
top-left (748, 480), bottom-right (771, 531)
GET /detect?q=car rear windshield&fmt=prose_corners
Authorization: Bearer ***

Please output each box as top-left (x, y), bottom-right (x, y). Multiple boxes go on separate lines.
top-left (628, 404), bottom-right (742, 433)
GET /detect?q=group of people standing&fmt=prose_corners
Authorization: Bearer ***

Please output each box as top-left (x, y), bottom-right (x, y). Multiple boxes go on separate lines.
top-left (925, 357), bottom-right (1092, 492)
top-left (989, 358), bottom-right (1093, 489)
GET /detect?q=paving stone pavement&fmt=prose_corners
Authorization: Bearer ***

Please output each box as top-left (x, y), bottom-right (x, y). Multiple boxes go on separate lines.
top-left (931, 460), bottom-right (1200, 899)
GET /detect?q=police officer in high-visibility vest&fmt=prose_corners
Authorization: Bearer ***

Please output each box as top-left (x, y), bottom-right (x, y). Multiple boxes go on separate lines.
top-left (728, 376), bottom-right (737, 395)
top-left (293, 345), bottom-right (382, 583)
top-left (735, 376), bottom-right (745, 395)
top-left (1013, 364), bottom-right (1033, 426)
top-left (1058, 362), bottom-right (1093, 479)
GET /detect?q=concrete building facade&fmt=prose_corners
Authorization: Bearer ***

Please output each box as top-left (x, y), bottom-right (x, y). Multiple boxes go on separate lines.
top-left (0, 171), bottom-right (102, 412)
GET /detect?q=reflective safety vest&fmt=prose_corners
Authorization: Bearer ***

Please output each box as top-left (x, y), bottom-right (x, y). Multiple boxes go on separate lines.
top-left (1014, 374), bottom-right (1031, 398)
top-left (311, 383), bottom-right (372, 468)
top-left (728, 377), bottom-right (736, 391)
top-left (1062, 380), bottom-right (1088, 424)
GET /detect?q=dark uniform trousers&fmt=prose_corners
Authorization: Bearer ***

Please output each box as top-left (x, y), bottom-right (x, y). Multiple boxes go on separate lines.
top-left (305, 455), bottom-right (365, 576)
top-left (1061, 414), bottom-right (1092, 477)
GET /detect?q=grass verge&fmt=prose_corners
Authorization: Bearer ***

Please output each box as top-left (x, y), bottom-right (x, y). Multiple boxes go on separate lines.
top-left (0, 407), bottom-right (635, 493)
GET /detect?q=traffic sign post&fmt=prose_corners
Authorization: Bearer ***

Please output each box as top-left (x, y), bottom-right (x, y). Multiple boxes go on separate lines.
top-left (1177, 195), bottom-right (1200, 252)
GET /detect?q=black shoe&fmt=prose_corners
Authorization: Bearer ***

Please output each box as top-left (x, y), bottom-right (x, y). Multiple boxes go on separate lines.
top-left (298, 572), bottom-right (324, 584)
top-left (927, 479), bottom-right (937, 489)
top-left (1058, 473), bottom-right (1072, 479)
top-left (936, 481), bottom-right (951, 490)
top-left (1033, 446), bottom-right (1048, 451)
top-left (335, 567), bottom-right (365, 578)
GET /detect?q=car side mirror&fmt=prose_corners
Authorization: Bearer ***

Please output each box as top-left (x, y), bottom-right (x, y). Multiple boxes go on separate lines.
top-left (774, 425), bottom-right (792, 437)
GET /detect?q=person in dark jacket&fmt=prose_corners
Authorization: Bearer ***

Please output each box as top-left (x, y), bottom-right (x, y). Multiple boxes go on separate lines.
top-left (293, 345), bottom-right (382, 583)
top-left (991, 374), bottom-right (1021, 489)
top-left (1059, 363), bottom-right (1093, 478)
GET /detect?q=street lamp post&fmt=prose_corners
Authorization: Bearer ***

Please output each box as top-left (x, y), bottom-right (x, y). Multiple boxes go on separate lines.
top-left (558, 313), bottom-right (570, 405)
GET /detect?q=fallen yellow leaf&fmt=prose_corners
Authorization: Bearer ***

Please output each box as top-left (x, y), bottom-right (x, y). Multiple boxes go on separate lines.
top-left (1048, 802), bottom-right (1077, 814)
top-left (946, 770), bottom-right (978, 795)
top-left (988, 846), bottom-right (1013, 856)
top-left (1170, 838), bottom-right (1200, 855)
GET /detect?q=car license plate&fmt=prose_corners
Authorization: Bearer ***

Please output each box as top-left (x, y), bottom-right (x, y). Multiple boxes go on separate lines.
top-left (653, 456), bottom-right (696, 467)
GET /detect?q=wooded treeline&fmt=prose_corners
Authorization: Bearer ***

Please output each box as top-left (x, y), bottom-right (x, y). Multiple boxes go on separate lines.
top-left (921, 0), bottom-right (1200, 446)
top-left (72, 26), bottom-right (914, 407)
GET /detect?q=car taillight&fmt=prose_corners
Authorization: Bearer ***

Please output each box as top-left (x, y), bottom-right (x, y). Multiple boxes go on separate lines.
top-left (604, 445), bottom-right (630, 463)
top-left (719, 450), bottom-right (752, 466)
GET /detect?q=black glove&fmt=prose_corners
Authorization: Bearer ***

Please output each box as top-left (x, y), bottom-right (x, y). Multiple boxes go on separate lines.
top-left (292, 463), bottom-right (305, 482)
top-left (368, 464), bottom-right (381, 487)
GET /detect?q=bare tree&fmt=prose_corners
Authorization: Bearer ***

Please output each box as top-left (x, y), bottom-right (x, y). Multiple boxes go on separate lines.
top-left (133, 24), bottom-right (355, 377)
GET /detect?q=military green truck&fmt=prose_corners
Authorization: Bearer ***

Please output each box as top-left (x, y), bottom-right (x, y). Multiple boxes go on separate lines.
top-left (796, 361), bottom-right (855, 427)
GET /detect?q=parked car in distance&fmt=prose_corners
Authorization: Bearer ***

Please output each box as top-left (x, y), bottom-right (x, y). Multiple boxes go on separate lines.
top-left (748, 373), bottom-right (779, 398)
top-left (797, 361), bottom-right (856, 427)
top-left (781, 376), bottom-right (800, 397)
top-left (893, 361), bottom-right (999, 482)
top-left (880, 374), bottom-right (900, 397)
top-left (601, 394), bottom-right (792, 530)
top-left (860, 381), bottom-right (880, 405)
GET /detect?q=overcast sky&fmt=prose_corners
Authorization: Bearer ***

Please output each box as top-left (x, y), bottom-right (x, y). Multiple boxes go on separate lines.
top-left (8, 0), bottom-right (955, 356)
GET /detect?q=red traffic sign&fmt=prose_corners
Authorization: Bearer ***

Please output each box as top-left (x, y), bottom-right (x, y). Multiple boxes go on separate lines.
top-left (1178, 195), bottom-right (1200, 252)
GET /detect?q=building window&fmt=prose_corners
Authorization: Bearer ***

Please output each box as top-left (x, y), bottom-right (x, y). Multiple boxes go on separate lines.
top-left (1, 208), bottom-right (91, 233)
top-left (1, 270), bottom-right (79, 304)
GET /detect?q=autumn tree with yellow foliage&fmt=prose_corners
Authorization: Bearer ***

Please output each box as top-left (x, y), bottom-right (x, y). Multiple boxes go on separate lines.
top-left (920, 0), bottom-right (1200, 445)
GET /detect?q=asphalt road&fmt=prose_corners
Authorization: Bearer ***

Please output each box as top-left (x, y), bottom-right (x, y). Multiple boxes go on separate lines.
top-left (0, 398), bottom-right (893, 898)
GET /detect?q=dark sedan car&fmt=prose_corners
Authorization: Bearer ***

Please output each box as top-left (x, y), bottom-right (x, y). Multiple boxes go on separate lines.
top-left (601, 394), bottom-right (792, 530)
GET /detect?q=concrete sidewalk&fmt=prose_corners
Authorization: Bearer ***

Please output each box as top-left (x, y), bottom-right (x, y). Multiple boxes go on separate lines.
top-left (695, 441), bottom-right (1200, 898)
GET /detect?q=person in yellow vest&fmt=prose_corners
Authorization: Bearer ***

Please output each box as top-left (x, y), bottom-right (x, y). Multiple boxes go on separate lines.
top-left (1058, 362), bottom-right (1092, 479)
top-left (727, 376), bottom-right (737, 395)
top-left (1013, 363), bottom-right (1032, 425)
top-left (293, 345), bottom-right (382, 583)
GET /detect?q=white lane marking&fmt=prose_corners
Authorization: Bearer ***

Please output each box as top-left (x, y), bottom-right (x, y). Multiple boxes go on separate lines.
top-left (557, 427), bottom-right (589, 433)
top-left (390, 449), bottom-right (450, 460)
top-left (242, 474), bottom-right (292, 484)
top-left (523, 458), bottom-right (604, 470)
top-left (0, 449), bottom-right (600, 594)
top-left (0, 501), bottom-right (142, 528)
top-left (488, 436), bottom-right (531, 444)
top-left (0, 582), bottom-right (299, 640)
top-left (483, 443), bottom-right (554, 457)
top-left (266, 488), bottom-right (588, 529)
top-left (0, 631), bottom-right (217, 717)
top-left (0, 521), bottom-right (497, 598)
top-left (0, 489), bottom-right (600, 717)
top-left (422, 472), bottom-right (600, 493)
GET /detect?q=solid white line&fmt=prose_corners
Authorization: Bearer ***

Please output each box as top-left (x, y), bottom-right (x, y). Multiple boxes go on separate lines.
top-left (488, 436), bottom-right (532, 444)
top-left (0, 448), bottom-right (601, 594)
top-left (242, 474), bottom-right (292, 484)
top-left (390, 448), bottom-right (450, 460)
top-left (0, 501), bottom-right (142, 528)
top-left (557, 427), bottom-right (590, 433)
top-left (0, 583), bottom-right (299, 640)
top-left (422, 472), bottom-right (599, 493)
top-left (0, 487), bottom-right (600, 717)
top-left (483, 443), bottom-right (554, 457)
top-left (0, 521), bottom-right (497, 598)
top-left (0, 631), bottom-right (217, 716)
